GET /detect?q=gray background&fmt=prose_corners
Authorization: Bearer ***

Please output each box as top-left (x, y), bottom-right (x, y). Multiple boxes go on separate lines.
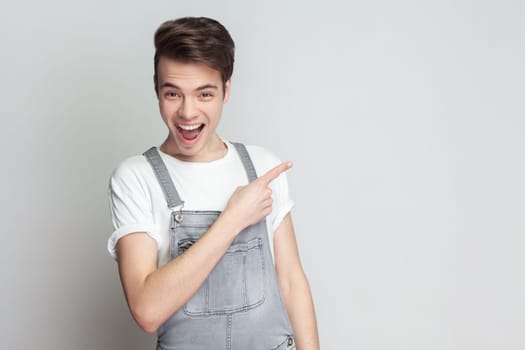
top-left (1, 0), bottom-right (524, 349)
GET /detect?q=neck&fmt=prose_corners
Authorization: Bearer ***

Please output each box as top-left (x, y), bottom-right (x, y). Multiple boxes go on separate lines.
top-left (160, 135), bottom-right (227, 162)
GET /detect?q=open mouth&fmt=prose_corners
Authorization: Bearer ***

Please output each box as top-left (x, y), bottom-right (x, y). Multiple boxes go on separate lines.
top-left (176, 123), bottom-right (205, 142)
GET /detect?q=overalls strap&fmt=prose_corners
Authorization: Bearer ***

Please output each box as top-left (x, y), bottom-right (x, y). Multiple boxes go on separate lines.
top-left (231, 142), bottom-right (258, 182)
top-left (143, 147), bottom-right (184, 209)
top-left (143, 143), bottom-right (258, 209)
top-left (144, 143), bottom-right (295, 349)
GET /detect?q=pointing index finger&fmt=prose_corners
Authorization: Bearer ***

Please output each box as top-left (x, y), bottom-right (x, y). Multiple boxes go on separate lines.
top-left (259, 162), bottom-right (293, 185)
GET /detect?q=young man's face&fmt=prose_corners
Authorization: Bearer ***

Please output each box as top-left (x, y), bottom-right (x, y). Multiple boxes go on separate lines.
top-left (156, 56), bottom-right (230, 162)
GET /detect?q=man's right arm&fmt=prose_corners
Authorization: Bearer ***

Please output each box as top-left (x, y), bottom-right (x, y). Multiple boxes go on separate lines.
top-left (116, 161), bottom-right (292, 333)
top-left (117, 211), bottom-right (240, 333)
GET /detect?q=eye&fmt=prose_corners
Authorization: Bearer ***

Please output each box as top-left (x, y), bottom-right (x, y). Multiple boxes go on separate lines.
top-left (200, 92), bottom-right (214, 100)
top-left (165, 91), bottom-right (180, 99)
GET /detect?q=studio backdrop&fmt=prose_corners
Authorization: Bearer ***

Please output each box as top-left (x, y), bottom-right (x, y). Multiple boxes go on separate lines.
top-left (1, 0), bottom-right (524, 349)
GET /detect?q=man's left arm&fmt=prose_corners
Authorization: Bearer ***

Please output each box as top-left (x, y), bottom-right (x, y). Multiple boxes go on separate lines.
top-left (274, 213), bottom-right (320, 350)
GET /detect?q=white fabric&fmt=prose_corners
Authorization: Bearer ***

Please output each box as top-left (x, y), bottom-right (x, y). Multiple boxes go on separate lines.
top-left (107, 140), bottom-right (294, 266)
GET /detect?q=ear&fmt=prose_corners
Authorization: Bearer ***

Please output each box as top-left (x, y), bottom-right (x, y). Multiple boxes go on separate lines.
top-left (223, 80), bottom-right (231, 103)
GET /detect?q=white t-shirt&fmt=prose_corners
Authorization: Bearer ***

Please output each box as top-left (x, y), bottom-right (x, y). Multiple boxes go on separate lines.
top-left (107, 140), bottom-right (294, 266)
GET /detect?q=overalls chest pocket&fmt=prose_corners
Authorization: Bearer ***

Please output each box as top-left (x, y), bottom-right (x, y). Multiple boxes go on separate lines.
top-left (170, 211), bottom-right (266, 317)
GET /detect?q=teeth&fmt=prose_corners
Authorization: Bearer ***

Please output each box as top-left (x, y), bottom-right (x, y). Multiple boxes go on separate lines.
top-left (178, 124), bottom-right (202, 131)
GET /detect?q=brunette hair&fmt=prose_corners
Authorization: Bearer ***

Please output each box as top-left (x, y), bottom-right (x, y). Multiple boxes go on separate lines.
top-left (153, 17), bottom-right (235, 94)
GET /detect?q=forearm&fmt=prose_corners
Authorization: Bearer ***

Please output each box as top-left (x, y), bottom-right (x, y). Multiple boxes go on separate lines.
top-left (281, 273), bottom-right (320, 350)
top-left (118, 164), bottom-right (289, 333)
top-left (121, 212), bottom-right (241, 332)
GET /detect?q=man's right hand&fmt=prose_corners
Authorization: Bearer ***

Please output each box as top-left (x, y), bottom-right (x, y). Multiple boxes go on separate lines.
top-left (222, 161), bottom-right (293, 232)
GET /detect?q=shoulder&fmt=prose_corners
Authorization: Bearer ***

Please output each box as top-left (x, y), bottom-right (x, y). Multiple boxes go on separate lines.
top-left (109, 154), bottom-right (155, 195)
top-left (111, 154), bottom-right (151, 181)
top-left (243, 144), bottom-right (283, 176)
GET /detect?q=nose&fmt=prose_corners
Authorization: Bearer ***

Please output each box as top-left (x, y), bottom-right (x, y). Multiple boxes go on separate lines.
top-left (178, 97), bottom-right (198, 120)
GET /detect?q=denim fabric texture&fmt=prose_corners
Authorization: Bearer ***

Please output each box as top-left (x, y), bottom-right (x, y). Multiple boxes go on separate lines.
top-left (143, 143), bottom-right (294, 350)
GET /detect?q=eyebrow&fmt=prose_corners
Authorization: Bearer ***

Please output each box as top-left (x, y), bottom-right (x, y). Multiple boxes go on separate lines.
top-left (160, 82), bottom-right (219, 91)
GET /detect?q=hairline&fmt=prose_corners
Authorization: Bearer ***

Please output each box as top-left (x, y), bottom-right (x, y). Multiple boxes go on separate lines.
top-left (155, 55), bottom-right (228, 94)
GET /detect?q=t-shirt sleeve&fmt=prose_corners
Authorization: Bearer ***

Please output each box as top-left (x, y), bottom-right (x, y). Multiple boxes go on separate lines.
top-left (107, 159), bottom-right (160, 260)
top-left (270, 165), bottom-right (295, 232)
top-left (249, 145), bottom-right (295, 232)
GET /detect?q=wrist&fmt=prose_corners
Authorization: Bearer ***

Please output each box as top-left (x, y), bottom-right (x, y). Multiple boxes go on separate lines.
top-left (216, 210), bottom-right (244, 238)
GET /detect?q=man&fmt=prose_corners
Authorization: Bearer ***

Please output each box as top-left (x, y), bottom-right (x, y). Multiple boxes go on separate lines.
top-left (108, 17), bottom-right (319, 349)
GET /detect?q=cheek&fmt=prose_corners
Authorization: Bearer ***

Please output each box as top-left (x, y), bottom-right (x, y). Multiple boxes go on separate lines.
top-left (207, 103), bottom-right (224, 122)
top-left (159, 101), bottom-right (177, 117)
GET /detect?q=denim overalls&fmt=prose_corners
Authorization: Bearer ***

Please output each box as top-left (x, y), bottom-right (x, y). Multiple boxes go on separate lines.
top-left (143, 143), bottom-right (295, 350)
